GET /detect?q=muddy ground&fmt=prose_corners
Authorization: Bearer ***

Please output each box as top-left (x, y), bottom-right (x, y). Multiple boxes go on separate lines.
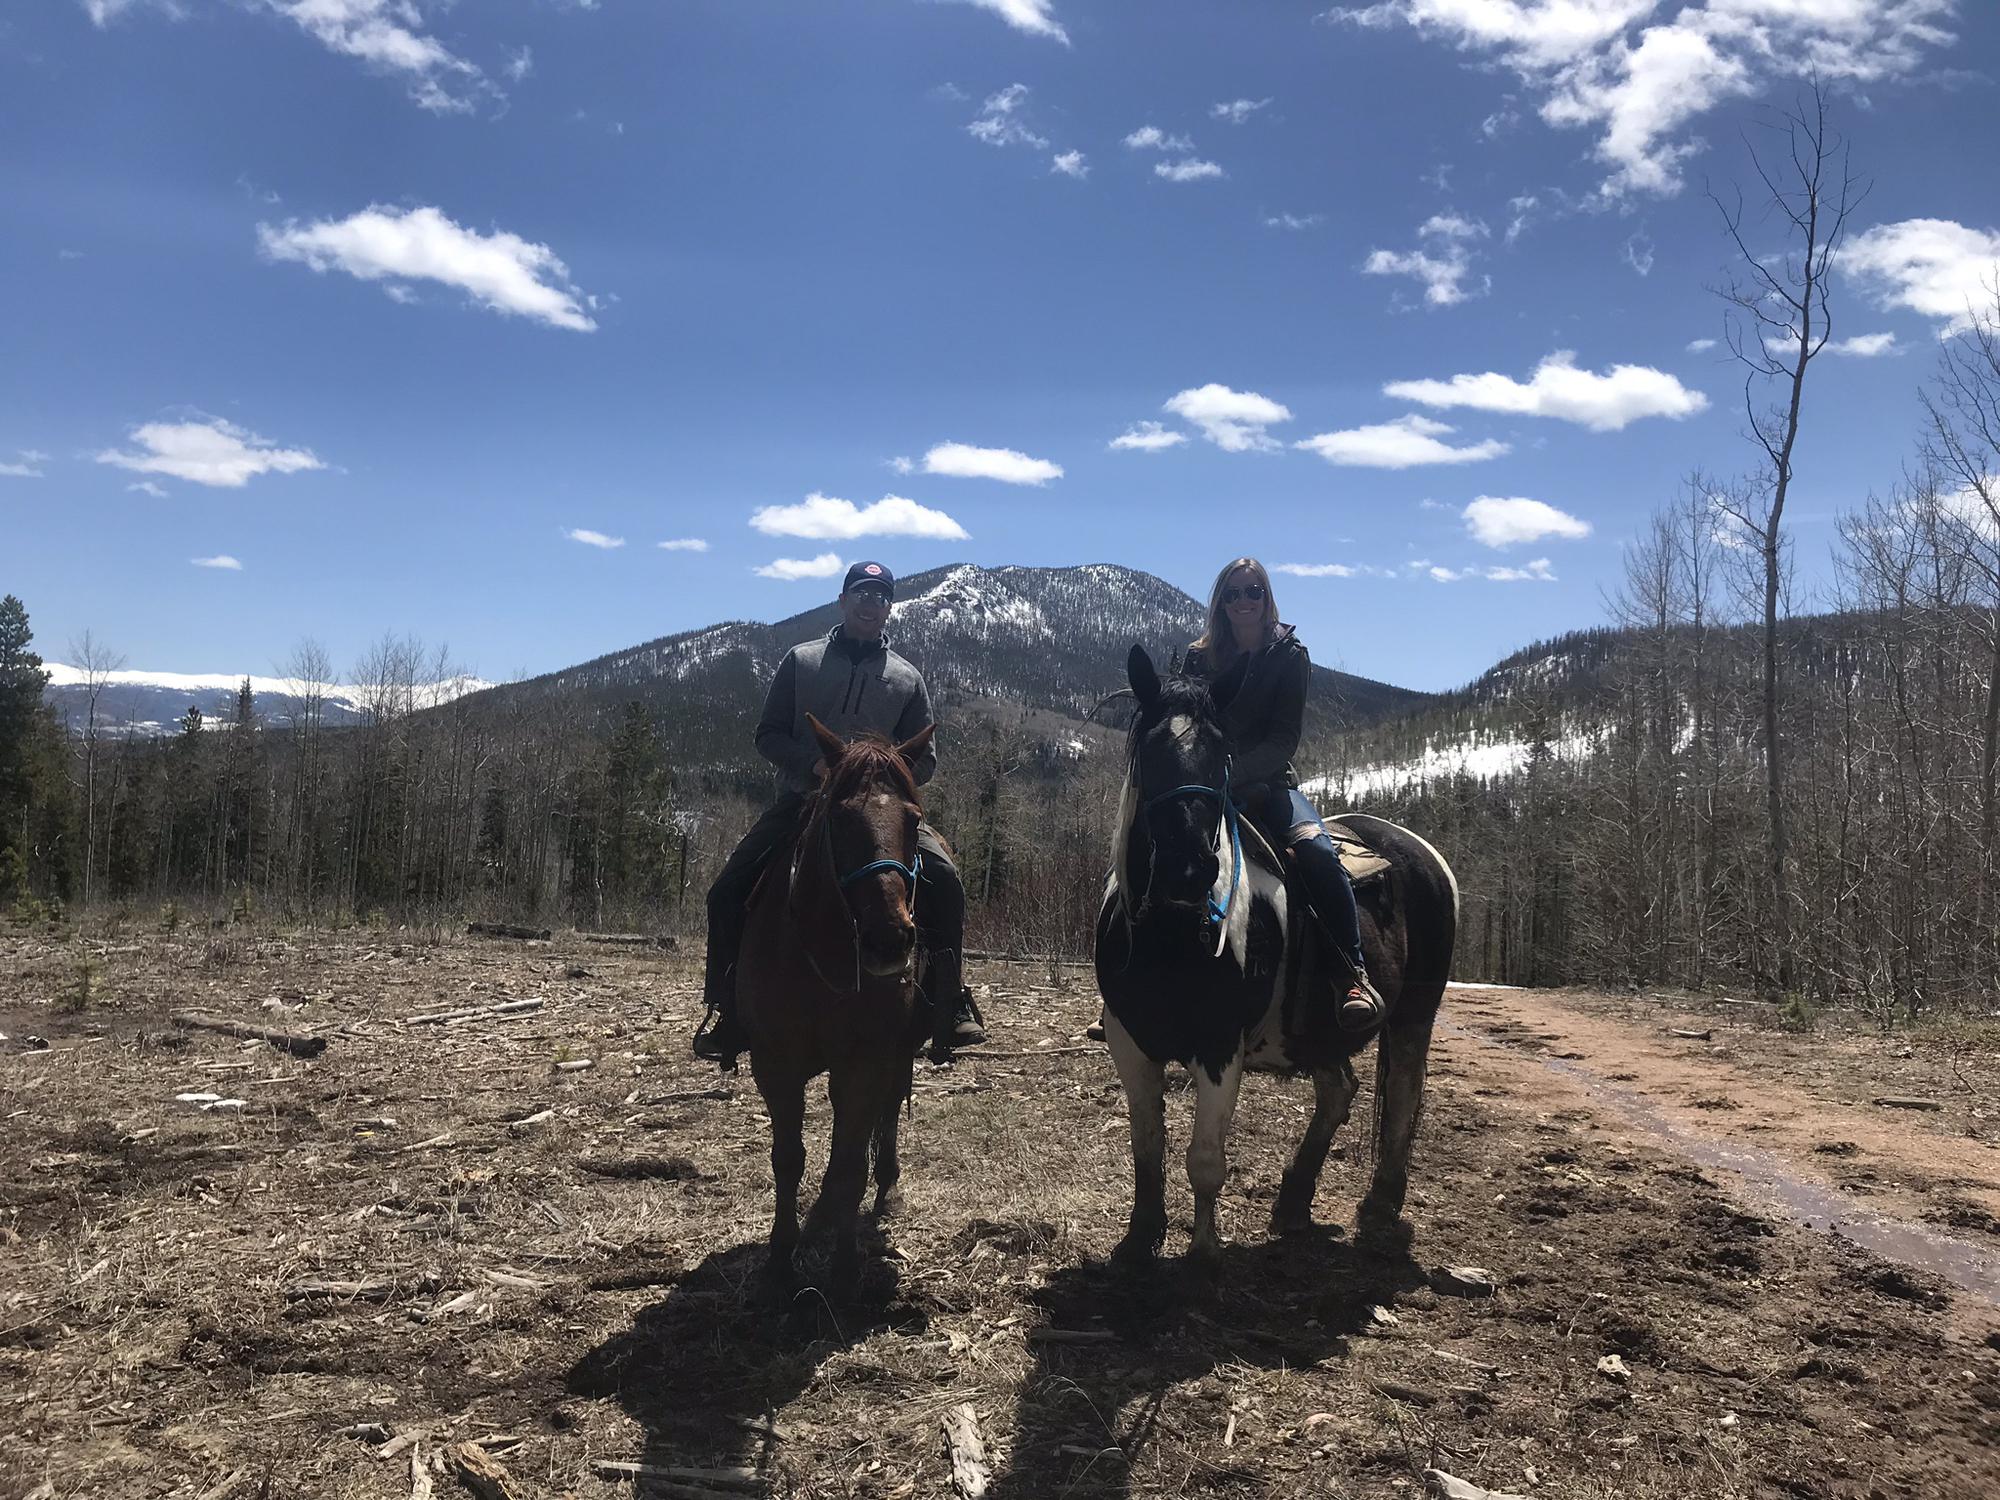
top-left (2, 926), bottom-right (1997, 1500)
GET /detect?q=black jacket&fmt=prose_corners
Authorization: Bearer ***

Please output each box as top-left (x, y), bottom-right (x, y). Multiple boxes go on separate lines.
top-left (1183, 625), bottom-right (1309, 795)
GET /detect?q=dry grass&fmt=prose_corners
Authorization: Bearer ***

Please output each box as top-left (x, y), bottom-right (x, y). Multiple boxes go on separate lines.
top-left (1, 926), bottom-right (1995, 1500)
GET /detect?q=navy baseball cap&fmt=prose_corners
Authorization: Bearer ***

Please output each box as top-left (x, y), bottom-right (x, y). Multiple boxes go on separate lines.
top-left (843, 561), bottom-right (894, 597)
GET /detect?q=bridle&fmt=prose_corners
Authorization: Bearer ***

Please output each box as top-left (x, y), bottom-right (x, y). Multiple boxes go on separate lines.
top-left (791, 783), bottom-right (922, 994)
top-left (1136, 755), bottom-right (1244, 958)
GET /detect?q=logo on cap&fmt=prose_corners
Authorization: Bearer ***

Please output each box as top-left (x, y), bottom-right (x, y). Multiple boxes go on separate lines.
top-left (864, 564), bottom-right (882, 576)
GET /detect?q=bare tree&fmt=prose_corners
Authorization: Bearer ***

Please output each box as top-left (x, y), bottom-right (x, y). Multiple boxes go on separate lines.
top-left (67, 630), bottom-right (126, 911)
top-left (1709, 79), bottom-right (1862, 994)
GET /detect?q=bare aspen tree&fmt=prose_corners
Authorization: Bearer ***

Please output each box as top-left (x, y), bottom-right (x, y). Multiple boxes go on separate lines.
top-left (1709, 80), bottom-right (1861, 994)
top-left (67, 630), bottom-right (126, 911)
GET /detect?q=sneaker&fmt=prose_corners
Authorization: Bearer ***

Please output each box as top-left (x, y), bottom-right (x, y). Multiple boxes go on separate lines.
top-left (949, 987), bottom-right (987, 1047)
top-left (1338, 972), bottom-right (1385, 1032)
top-left (692, 1006), bottom-right (748, 1065)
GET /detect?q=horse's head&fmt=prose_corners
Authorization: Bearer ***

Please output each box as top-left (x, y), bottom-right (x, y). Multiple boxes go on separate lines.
top-left (1122, 644), bottom-right (1236, 925)
top-left (807, 713), bottom-right (935, 978)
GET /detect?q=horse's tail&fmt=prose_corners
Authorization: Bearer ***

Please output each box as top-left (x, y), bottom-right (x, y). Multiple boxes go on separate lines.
top-left (1335, 813), bottom-right (1458, 1176)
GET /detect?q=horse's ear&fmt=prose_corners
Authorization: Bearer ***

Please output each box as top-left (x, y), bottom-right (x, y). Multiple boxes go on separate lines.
top-left (806, 712), bottom-right (846, 767)
top-left (894, 722), bottom-right (936, 767)
top-left (1127, 644), bottom-right (1160, 707)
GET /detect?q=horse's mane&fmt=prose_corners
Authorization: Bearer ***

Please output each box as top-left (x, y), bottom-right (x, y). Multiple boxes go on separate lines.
top-left (823, 734), bottom-right (921, 803)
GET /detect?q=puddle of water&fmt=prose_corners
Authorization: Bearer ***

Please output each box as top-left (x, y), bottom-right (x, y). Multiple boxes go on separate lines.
top-left (1442, 1018), bottom-right (2000, 1307)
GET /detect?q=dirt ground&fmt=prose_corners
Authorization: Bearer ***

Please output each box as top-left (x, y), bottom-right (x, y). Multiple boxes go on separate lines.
top-left (3, 925), bottom-right (1997, 1500)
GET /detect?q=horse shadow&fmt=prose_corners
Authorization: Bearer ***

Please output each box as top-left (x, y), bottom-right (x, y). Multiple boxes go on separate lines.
top-left (986, 1225), bottom-right (1428, 1500)
top-left (565, 1227), bottom-right (927, 1480)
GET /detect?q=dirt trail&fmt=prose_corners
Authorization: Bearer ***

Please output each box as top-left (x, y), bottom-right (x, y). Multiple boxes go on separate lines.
top-left (3, 931), bottom-right (1998, 1500)
top-left (1438, 983), bottom-right (2000, 1315)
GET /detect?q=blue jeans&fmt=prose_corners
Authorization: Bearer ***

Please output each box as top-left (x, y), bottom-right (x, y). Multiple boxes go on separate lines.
top-left (1241, 786), bottom-right (1367, 973)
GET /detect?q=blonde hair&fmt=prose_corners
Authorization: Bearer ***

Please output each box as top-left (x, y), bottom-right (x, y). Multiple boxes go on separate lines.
top-left (1190, 557), bottom-right (1279, 668)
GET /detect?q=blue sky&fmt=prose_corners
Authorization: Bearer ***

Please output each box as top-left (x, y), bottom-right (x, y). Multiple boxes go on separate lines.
top-left (5, 0), bottom-right (1998, 692)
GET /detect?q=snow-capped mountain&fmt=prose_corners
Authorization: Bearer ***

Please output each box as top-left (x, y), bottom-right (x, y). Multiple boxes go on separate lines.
top-left (481, 562), bottom-right (1428, 744)
top-left (41, 664), bottom-right (489, 736)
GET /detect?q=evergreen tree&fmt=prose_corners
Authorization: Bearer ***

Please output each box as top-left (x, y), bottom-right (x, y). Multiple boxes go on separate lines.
top-left (0, 595), bottom-right (49, 864)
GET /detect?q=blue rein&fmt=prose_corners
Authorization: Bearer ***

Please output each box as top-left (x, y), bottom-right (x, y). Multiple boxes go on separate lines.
top-left (1142, 761), bottom-right (1243, 934)
top-left (838, 850), bottom-right (922, 894)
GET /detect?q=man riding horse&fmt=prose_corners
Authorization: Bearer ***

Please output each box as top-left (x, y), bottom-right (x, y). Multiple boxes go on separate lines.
top-left (694, 560), bottom-right (986, 1066)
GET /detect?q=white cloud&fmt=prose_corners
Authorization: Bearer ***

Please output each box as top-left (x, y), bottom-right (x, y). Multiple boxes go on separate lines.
top-left (1765, 329), bottom-right (1901, 359)
top-left (750, 493), bottom-right (970, 540)
top-left (258, 205), bottom-right (597, 332)
top-left (1485, 557), bottom-right (1557, 582)
top-left (1842, 218), bottom-right (2000, 332)
top-left (1463, 496), bottom-right (1592, 548)
top-left (1686, 337), bottom-right (1719, 353)
top-left (1828, 331), bottom-right (1900, 357)
top-left (1109, 421), bottom-right (1189, 452)
top-left (922, 442), bottom-right (1063, 485)
top-left (127, 480), bottom-right (168, 498)
top-left (1211, 98), bottom-right (1272, 125)
top-left (1273, 563), bottom-right (1358, 578)
top-left (1363, 212), bottom-right (1490, 307)
top-left (1163, 384), bottom-right (1292, 452)
top-left (948, 0), bottom-right (1068, 43)
top-left (0, 450), bottom-right (45, 478)
top-left (968, 84), bottom-right (1049, 149)
top-left (888, 455), bottom-right (916, 475)
top-left (1124, 125), bottom-right (1194, 152)
top-left (1294, 414), bottom-right (1509, 468)
top-left (79, 0), bottom-right (184, 29)
top-left (1383, 350), bottom-right (1708, 431)
top-left (504, 46), bottom-right (533, 83)
top-left (755, 552), bottom-right (845, 581)
top-left (1051, 150), bottom-right (1089, 178)
top-left (656, 538), bottom-right (710, 552)
top-left (565, 528), bottom-right (624, 549)
top-left (1327, 1), bottom-right (1957, 198)
top-left (1504, 194), bottom-right (1538, 245)
top-left (191, 555), bottom-right (243, 571)
top-left (1623, 232), bottom-right (1655, 276)
top-left (263, 0), bottom-right (490, 114)
top-left (96, 418), bottom-right (323, 489)
top-left (1264, 213), bottom-right (1324, 231)
top-left (1155, 158), bottom-right (1224, 183)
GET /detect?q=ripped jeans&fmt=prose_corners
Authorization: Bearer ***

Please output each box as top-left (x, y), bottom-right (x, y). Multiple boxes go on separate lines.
top-left (1242, 785), bottom-right (1368, 974)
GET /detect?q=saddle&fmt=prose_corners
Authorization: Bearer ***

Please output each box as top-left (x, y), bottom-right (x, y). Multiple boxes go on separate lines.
top-left (1238, 816), bottom-right (1391, 890)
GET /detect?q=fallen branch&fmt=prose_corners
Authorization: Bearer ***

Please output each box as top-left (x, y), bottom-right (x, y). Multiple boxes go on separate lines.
top-left (577, 932), bottom-right (679, 949)
top-left (1873, 1096), bottom-right (1942, 1111)
top-left (405, 999), bottom-right (543, 1027)
top-left (591, 1460), bottom-right (761, 1492)
top-left (466, 922), bottom-right (551, 941)
top-left (285, 1278), bottom-right (402, 1302)
top-left (447, 1442), bottom-right (527, 1500)
top-left (941, 1404), bottom-right (991, 1499)
top-left (1026, 1327), bottom-right (1116, 1345)
top-left (964, 1046), bottom-right (1100, 1060)
top-left (1668, 1028), bottom-right (1713, 1042)
top-left (172, 1011), bottom-right (326, 1059)
top-left (410, 1446), bottom-right (434, 1500)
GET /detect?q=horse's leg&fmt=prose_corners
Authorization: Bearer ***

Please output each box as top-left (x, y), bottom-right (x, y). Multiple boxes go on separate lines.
top-left (1186, 1051), bottom-right (1245, 1266)
top-left (872, 1059), bottom-right (911, 1217)
top-left (1105, 1011), bottom-right (1168, 1267)
top-left (1272, 1059), bottom-right (1359, 1236)
top-left (1360, 1002), bottom-right (1438, 1236)
top-left (756, 1065), bottom-right (807, 1290)
top-left (813, 1062), bottom-right (885, 1294)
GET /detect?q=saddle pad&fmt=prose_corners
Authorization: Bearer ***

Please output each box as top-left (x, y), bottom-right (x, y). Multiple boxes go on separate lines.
top-left (1327, 819), bottom-right (1392, 886)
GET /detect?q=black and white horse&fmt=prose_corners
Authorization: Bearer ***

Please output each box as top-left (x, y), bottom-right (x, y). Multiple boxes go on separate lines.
top-left (1095, 645), bottom-right (1458, 1265)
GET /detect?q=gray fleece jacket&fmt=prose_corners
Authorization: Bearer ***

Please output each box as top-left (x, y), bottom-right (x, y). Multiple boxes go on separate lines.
top-left (754, 627), bottom-right (938, 798)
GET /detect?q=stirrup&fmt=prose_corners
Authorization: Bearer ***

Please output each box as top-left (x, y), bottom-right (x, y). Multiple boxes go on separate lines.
top-left (1338, 972), bottom-right (1384, 1032)
top-left (692, 1003), bottom-right (745, 1068)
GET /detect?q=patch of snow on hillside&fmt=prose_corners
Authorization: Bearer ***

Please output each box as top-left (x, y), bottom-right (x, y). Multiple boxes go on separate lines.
top-left (1304, 726), bottom-right (1598, 799)
top-left (44, 664), bottom-right (491, 714)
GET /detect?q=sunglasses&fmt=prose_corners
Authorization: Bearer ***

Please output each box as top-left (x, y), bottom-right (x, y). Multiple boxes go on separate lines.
top-left (1221, 583), bottom-right (1267, 605)
top-left (848, 585), bottom-right (892, 605)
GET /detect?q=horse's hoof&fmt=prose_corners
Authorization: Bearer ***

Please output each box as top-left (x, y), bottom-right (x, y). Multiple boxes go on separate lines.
top-left (1356, 1194), bottom-right (1413, 1248)
top-left (872, 1183), bottom-right (905, 1219)
top-left (762, 1254), bottom-right (798, 1300)
top-left (1110, 1230), bottom-right (1162, 1271)
top-left (1271, 1206), bottom-right (1315, 1238)
top-left (1188, 1237), bottom-right (1227, 1272)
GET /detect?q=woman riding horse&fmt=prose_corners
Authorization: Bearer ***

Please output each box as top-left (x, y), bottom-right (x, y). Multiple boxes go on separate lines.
top-left (1181, 557), bottom-right (1383, 1031)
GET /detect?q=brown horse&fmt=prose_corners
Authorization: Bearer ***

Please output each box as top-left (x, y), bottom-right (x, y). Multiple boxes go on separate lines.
top-left (736, 713), bottom-right (935, 1292)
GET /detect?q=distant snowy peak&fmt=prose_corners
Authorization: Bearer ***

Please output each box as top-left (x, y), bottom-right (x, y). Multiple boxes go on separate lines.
top-left (41, 663), bottom-right (491, 734)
